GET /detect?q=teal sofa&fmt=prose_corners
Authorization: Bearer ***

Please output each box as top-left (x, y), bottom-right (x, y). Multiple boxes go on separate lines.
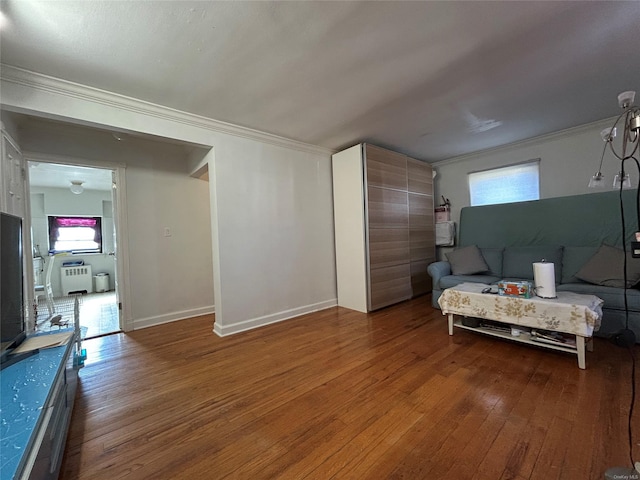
top-left (428, 189), bottom-right (640, 340)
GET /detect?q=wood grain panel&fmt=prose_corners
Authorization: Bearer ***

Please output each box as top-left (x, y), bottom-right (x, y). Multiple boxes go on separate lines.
top-left (408, 193), bottom-right (434, 229)
top-left (367, 186), bottom-right (408, 229)
top-left (365, 144), bottom-right (407, 190)
top-left (409, 228), bottom-right (436, 262)
top-left (410, 260), bottom-right (432, 296)
top-left (368, 228), bottom-right (410, 269)
top-left (369, 263), bottom-right (411, 310)
top-left (407, 157), bottom-right (433, 195)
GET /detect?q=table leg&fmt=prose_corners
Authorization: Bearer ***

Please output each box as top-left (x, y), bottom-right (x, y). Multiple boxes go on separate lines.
top-left (448, 314), bottom-right (454, 336)
top-left (576, 335), bottom-right (586, 369)
top-left (586, 337), bottom-right (594, 352)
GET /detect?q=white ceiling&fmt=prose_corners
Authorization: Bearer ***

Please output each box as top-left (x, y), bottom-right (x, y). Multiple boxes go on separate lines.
top-left (28, 161), bottom-right (113, 191)
top-left (1, 0), bottom-right (639, 162)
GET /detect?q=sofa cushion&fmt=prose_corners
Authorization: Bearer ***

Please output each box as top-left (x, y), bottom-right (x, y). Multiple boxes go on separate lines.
top-left (439, 275), bottom-right (501, 290)
top-left (562, 246), bottom-right (599, 284)
top-left (575, 244), bottom-right (640, 288)
top-left (479, 247), bottom-right (503, 277)
top-left (557, 283), bottom-right (640, 312)
top-left (502, 246), bottom-right (563, 282)
top-left (446, 245), bottom-right (489, 275)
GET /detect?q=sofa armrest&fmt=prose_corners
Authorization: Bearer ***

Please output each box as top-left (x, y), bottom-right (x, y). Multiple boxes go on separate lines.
top-left (427, 261), bottom-right (451, 289)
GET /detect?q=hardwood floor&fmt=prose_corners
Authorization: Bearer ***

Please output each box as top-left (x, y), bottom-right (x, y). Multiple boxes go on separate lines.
top-left (61, 295), bottom-right (639, 479)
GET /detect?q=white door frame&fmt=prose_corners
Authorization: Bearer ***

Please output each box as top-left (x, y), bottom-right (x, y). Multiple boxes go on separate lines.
top-left (23, 152), bottom-right (133, 332)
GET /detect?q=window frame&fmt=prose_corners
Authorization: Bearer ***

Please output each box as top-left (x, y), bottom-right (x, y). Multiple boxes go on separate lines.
top-left (468, 159), bottom-right (540, 207)
top-left (47, 215), bottom-right (104, 255)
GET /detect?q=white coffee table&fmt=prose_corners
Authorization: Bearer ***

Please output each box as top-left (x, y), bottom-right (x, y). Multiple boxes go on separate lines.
top-left (438, 282), bottom-right (603, 369)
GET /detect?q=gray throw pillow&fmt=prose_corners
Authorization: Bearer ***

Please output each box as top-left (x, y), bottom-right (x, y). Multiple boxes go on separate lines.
top-left (446, 245), bottom-right (489, 275)
top-left (561, 246), bottom-right (599, 284)
top-left (575, 244), bottom-right (640, 288)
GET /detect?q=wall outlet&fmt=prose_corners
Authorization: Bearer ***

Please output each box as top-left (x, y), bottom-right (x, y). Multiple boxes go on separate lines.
top-left (164, 227), bottom-right (172, 237)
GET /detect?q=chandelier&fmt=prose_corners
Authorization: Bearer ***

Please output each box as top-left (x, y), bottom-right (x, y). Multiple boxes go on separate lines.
top-left (588, 91), bottom-right (640, 189)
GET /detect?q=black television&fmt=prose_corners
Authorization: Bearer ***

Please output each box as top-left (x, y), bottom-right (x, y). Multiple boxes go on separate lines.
top-left (0, 211), bottom-right (27, 368)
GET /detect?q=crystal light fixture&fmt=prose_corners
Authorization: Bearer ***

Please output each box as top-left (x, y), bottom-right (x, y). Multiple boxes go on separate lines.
top-left (613, 171), bottom-right (632, 189)
top-left (588, 127), bottom-right (617, 188)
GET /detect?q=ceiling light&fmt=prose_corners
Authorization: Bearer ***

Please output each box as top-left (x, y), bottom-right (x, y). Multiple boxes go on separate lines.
top-left (618, 91), bottom-right (636, 109)
top-left (600, 127), bottom-right (616, 142)
top-left (588, 128), bottom-right (616, 188)
top-left (588, 91), bottom-right (639, 190)
top-left (588, 172), bottom-right (605, 189)
top-left (70, 180), bottom-right (84, 195)
top-left (613, 171), bottom-right (632, 189)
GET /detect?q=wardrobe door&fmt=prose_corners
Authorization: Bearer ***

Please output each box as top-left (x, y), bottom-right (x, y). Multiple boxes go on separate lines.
top-left (365, 144), bottom-right (411, 310)
top-left (365, 144), bottom-right (407, 190)
top-left (369, 263), bottom-right (412, 310)
top-left (407, 157), bottom-right (433, 195)
top-left (407, 158), bottom-right (435, 296)
top-left (367, 186), bottom-right (409, 229)
top-left (368, 228), bottom-right (410, 270)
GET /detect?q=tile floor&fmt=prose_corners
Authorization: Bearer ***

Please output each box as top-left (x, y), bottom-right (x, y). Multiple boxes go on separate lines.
top-left (36, 291), bottom-right (120, 338)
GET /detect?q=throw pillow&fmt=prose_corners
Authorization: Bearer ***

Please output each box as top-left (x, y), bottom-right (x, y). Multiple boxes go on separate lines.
top-left (561, 246), bottom-right (599, 284)
top-left (446, 245), bottom-right (489, 275)
top-left (575, 244), bottom-right (640, 288)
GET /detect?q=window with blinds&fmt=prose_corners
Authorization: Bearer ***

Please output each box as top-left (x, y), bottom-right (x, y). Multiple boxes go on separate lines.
top-left (48, 216), bottom-right (103, 254)
top-left (468, 160), bottom-right (540, 207)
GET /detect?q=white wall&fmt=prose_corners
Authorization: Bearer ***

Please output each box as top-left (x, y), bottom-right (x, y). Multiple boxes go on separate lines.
top-left (210, 136), bottom-right (336, 335)
top-left (1, 67), bottom-right (337, 334)
top-left (124, 144), bottom-right (214, 327)
top-left (30, 186), bottom-right (116, 296)
top-left (20, 122), bottom-right (215, 329)
top-left (433, 118), bottom-right (625, 257)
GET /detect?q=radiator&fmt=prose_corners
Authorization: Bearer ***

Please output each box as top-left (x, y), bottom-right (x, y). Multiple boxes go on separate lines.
top-left (61, 265), bottom-right (93, 295)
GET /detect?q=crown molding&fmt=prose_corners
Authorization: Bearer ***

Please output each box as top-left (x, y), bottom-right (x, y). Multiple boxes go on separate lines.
top-left (0, 64), bottom-right (334, 156)
top-left (432, 116), bottom-right (618, 168)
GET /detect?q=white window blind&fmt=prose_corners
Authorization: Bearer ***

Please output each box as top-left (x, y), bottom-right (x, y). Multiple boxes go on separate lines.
top-left (468, 160), bottom-right (540, 206)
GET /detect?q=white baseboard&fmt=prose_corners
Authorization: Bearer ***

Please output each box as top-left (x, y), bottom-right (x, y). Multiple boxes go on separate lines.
top-left (132, 305), bottom-right (215, 330)
top-left (213, 299), bottom-right (337, 337)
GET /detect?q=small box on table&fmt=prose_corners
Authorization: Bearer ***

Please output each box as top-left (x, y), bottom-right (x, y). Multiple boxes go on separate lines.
top-left (498, 280), bottom-right (533, 299)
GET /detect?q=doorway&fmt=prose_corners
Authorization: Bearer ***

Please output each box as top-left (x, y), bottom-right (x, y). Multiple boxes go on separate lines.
top-left (27, 161), bottom-right (122, 338)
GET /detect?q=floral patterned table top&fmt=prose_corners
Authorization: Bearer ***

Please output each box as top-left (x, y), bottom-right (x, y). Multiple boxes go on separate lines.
top-left (438, 282), bottom-right (603, 337)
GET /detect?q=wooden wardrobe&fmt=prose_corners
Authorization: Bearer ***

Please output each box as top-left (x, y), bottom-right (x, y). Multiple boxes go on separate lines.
top-left (332, 143), bottom-right (435, 312)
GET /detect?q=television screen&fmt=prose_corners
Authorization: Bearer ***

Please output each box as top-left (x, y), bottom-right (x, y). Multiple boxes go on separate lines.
top-left (0, 212), bottom-right (26, 361)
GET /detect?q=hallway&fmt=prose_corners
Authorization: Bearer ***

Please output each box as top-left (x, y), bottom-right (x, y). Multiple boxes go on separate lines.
top-left (36, 291), bottom-right (119, 338)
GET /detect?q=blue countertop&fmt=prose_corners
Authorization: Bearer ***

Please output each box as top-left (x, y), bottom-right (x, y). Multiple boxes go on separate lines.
top-left (0, 337), bottom-right (71, 479)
